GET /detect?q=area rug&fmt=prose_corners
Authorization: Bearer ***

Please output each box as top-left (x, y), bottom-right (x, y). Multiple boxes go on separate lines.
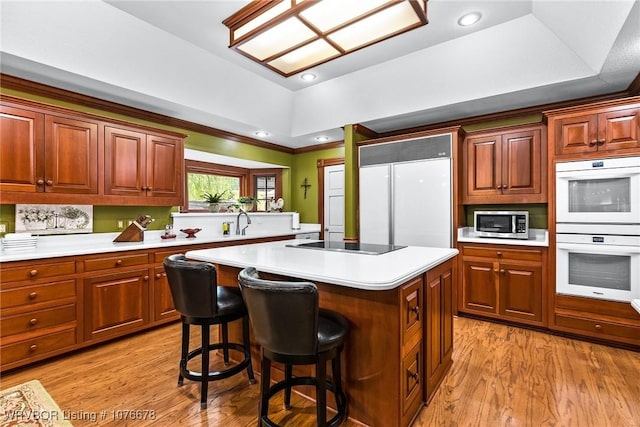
top-left (0, 380), bottom-right (73, 426)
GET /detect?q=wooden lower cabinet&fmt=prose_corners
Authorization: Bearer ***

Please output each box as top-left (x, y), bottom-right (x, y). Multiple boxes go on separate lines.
top-left (0, 259), bottom-right (79, 371)
top-left (0, 236), bottom-right (294, 372)
top-left (152, 266), bottom-right (176, 322)
top-left (459, 244), bottom-right (546, 327)
top-left (83, 268), bottom-right (151, 343)
top-left (425, 258), bottom-right (454, 403)
top-left (552, 294), bottom-right (640, 347)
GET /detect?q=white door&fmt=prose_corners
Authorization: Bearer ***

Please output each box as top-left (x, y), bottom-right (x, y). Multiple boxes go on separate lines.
top-left (324, 164), bottom-right (345, 242)
top-left (359, 164), bottom-right (391, 245)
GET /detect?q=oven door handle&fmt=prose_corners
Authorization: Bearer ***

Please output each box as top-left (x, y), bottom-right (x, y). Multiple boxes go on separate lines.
top-left (556, 243), bottom-right (640, 254)
top-left (556, 169), bottom-right (640, 180)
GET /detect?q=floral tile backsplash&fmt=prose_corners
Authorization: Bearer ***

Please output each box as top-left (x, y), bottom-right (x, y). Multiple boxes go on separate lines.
top-left (16, 204), bottom-right (93, 235)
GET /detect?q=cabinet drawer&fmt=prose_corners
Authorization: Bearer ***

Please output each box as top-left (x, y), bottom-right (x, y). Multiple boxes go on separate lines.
top-left (0, 280), bottom-right (76, 310)
top-left (401, 342), bottom-right (423, 425)
top-left (1, 328), bottom-right (77, 365)
top-left (84, 253), bottom-right (148, 271)
top-left (462, 246), bottom-right (542, 261)
top-left (0, 261), bottom-right (75, 282)
top-left (1, 304), bottom-right (76, 337)
top-left (400, 277), bottom-right (423, 348)
top-left (154, 249), bottom-right (187, 264)
top-left (555, 314), bottom-right (640, 343)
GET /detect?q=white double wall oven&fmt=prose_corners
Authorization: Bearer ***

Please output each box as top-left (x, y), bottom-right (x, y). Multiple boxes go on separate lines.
top-left (555, 156), bottom-right (640, 302)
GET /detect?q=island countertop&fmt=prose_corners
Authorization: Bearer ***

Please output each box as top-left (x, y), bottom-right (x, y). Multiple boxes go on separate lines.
top-left (186, 239), bottom-right (458, 290)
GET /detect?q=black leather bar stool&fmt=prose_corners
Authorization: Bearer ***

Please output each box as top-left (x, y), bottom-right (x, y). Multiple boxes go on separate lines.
top-left (238, 267), bottom-right (348, 427)
top-left (163, 254), bottom-right (255, 409)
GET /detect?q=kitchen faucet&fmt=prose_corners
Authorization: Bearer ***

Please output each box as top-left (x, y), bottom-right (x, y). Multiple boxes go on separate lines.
top-left (236, 209), bottom-right (251, 235)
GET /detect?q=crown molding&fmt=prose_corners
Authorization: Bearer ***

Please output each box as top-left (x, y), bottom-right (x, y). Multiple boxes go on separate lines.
top-left (0, 73), bottom-right (294, 154)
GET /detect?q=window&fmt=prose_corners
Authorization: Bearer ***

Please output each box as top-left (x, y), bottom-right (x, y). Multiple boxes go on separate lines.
top-left (255, 175), bottom-right (276, 211)
top-left (184, 161), bottom-right (283, 213)
top-left (184, 160), bottom-right (248, 212)
top-left (250, 169), bottom-right (283, 211)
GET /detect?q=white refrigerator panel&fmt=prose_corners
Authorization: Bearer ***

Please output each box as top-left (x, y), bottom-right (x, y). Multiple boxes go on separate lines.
top-left (393, 159), bottom-right (452, 248)
top-left (359, 164), bottom-right (390, 245)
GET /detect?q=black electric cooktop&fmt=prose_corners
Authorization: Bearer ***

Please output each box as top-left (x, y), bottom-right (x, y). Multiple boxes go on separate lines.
top-left (286, 241), bottom-right (406, 255)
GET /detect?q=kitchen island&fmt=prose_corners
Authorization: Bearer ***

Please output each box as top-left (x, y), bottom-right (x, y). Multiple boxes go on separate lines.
top-left (186, 240), bottom-right (458, 427)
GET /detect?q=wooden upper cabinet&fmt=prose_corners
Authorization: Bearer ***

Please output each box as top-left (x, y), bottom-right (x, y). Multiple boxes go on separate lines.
top-left (0, 105), bottom-right (44, 192)
top-left (547, 99), bottom-right (640, 159)
top-left (598, 108), bottom-right (639, 152)
top-left (104, 126), bottom-right (146, 197)
top-left (146, 133), bottom-right (182, 199)
top-left (44, 115), bottom-right (98, 194)
top-left (105, 126), bottom-right (183, 204)
top-left (0, 105), bottom-right (98, 195)
top-left (1, 96), bottom-right (185, 205)
top-left (463, 124), bottom-right (546, 204)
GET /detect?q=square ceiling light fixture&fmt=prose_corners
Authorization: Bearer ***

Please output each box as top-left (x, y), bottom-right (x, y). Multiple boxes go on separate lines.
top-left (223, 0), bottom-right (428, 77)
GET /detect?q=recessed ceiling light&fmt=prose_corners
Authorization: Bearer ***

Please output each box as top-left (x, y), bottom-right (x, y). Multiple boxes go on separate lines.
top-left (315, 136), bottom-right (330, 142)
top-left (254, 131), bottom-right (269, 138)
top-left (458, 12), bottom-right (481, 27)
top-left (300, 73), bottom-right (317, 82)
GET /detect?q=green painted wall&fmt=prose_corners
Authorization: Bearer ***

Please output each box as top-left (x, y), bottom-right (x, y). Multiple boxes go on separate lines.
top-left (291, 146), bottom-right (345, 223)
top-left (0, 87), bottom-right (294, 233)
top-left (343, 125), bottom-right (368, 240)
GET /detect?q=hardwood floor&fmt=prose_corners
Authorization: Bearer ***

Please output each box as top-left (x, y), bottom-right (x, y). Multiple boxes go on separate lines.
top-left (1, 316), bottom-right (638, 426)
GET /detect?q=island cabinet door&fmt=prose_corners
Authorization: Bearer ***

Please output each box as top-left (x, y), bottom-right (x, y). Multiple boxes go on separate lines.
top-left (424, 258), bottom-right (454, 403)
top-left (83, 269), bottom-right (150, 343)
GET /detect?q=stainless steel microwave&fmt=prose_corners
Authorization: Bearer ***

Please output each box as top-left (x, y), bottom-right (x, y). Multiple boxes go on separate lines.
top-left (474, 211), bottom-right (529, 239)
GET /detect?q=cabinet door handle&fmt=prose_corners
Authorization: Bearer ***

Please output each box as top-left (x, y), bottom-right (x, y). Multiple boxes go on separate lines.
top-left (496, 252), bottom-right (502, 257)
top-left (494, 268), bottom-right (498, 273)
top-left (30, 269), bottom-right (38, 276)
top-left (146, 186), bottom-right (152, 191)
top-left (143, 275), bottom-right (149, 281)
top-left (29, 292), bottom-right (38, 299)
top-left (45, 179), bottom-right (53, 186)
top-left (155, 273), bottom-right (162, 279)
top-left (411, 305), bottom-right (420, 319)
top-left (597, 139), bottom-right (606, 145)
top-left (141, 186), bottom-right (147, 191)
top-left (36, 179), bottom-right (45, 185)
top-left (500, 269), bottom-right (505, 274)
top-left (408, 370), bottom-right (419, 383)
top-left (30, 318), bottom-right (38, 326)
top-left (29, 344), bottom-right (38, 352)
top-left (116, 259), bottom-right (123, 266)
top-left (590, 139), bottom-right (598, 146)
top-left (594, 324), bottom-right (602, 330)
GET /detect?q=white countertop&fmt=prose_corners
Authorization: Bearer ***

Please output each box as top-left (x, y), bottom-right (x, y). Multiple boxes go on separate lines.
top-left (457, 227), bottom-right (549, 247)
top-left (186, 240), bottom-right (459, 291)
top-left (0, 224), bottom-right (319, 263)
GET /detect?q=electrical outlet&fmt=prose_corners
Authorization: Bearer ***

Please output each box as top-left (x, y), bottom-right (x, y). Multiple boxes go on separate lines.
top-left (0, 222), bottom-right (7, 234)
top-left (117, 220), bottom-right (124, 229)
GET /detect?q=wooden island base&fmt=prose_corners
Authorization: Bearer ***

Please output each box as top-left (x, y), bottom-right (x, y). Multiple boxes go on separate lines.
top-left (216, 257), bottom-right (455, 427)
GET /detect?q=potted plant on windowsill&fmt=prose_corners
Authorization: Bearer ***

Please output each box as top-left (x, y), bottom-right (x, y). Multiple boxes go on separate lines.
top-left (238, 196), bottom-right (256, 212)
top-left (202, 191), bottom-right (227, 212)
